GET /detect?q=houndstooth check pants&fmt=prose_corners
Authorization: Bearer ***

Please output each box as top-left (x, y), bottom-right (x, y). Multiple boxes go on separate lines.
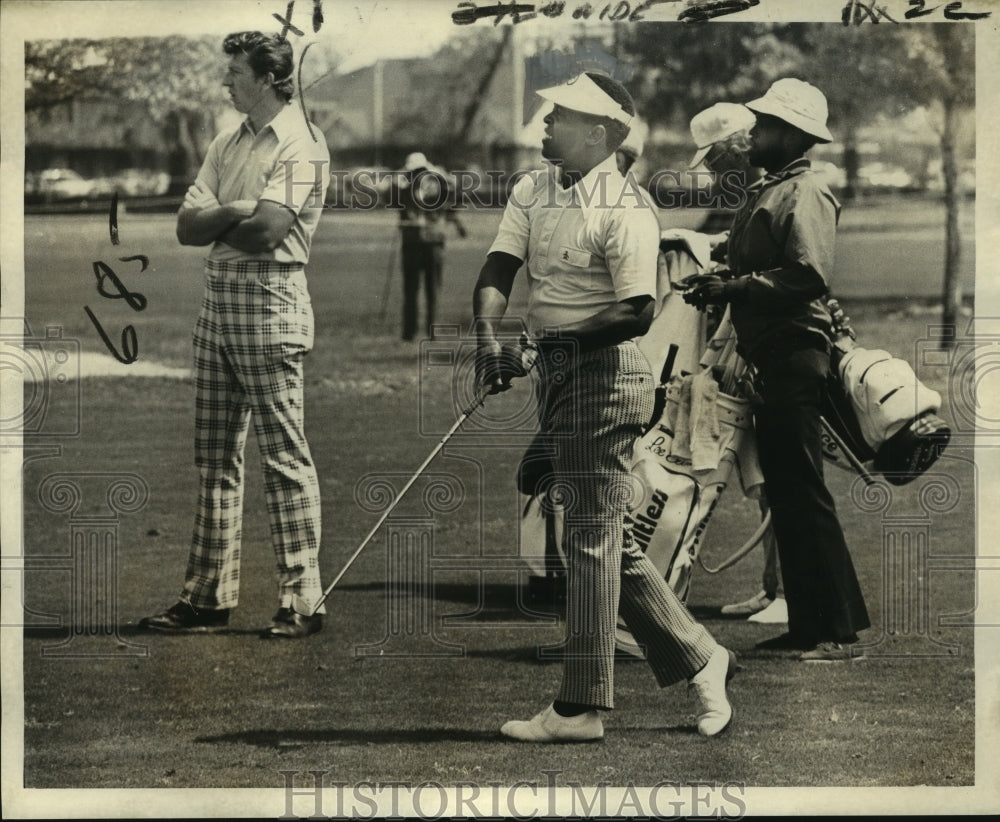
top-left (537, 341), bottom-right (717, 710)
top-left (181, 260), bottom-right (324, 613)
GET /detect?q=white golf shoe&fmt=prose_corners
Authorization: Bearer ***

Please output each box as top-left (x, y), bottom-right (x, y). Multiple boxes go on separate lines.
top-left (500, 704), bottom-right (604, 743)
top-left (689, 645), bottom-right (737, 737)
top-left (720, 590), bottom-right (775, 617)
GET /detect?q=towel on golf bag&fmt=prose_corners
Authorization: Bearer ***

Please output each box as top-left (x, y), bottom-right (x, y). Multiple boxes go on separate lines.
top-left (637, 230), bottom-right (711, 383)
top-left (629, 373), bottom-right (761, 602)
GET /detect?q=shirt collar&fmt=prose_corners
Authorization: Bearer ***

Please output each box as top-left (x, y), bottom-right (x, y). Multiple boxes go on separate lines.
top-left (755, 157), bottom-right (812, 190)
top-left (240, 103), bottom-right (296, 140)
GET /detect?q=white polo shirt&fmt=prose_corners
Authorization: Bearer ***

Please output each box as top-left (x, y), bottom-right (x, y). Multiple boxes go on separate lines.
top-left (488, 153), bottom-right (659, 336)
top-left (194, 103), bottom-right (330, 265)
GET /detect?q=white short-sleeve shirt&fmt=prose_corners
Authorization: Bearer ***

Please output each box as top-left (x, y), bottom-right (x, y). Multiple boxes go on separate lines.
top-left (194, 104), bottom-right (330, 264)
top-left (488, 153), bottom-right (660, 335)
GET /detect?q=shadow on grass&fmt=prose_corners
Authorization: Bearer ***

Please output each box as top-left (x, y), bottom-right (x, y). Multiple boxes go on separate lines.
top-left (196, 724), bottom-right (699, 748)
top-left (196, 727), bottom-right (502, 748)
top-left (334, 580), bottom-right (564, 623)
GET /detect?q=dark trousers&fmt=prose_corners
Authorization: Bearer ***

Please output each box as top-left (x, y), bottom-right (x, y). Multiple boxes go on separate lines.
top-left (401, 241), bottom-right (443, 340)
top-left (753, 347), bottom-right (870, 642)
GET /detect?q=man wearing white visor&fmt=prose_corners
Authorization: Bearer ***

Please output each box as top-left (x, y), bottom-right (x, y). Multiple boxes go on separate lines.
top-left (684, 79), bottom-right (870, 662)
top-left (473, 72), bottom-right (736, 742)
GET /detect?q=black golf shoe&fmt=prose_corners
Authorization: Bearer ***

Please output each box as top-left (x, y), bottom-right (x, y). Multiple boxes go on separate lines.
top-left (138, 601), bottom-right (230, 633)
top-left (261, 607), bottom-right (322, 639)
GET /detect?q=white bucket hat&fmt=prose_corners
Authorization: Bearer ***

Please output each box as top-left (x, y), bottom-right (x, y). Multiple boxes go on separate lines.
top-left (536, 73), bottom-right (633, 126)
top-left (688, 103), bottom-right (756, 168)
top-left (403, 152), bottom-right (429, 171)
top-left (745, 78), bottom-right (833, 143)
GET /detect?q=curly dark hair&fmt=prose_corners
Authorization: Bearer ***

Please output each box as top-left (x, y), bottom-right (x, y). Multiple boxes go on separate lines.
top-left (222, 31), bottom-right (295, 103)
top-left (584, 71), bottom-right (635, 152)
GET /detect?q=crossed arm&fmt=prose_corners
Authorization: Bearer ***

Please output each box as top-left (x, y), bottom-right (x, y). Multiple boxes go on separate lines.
top-left (176, 180), bottom-right (295, 253)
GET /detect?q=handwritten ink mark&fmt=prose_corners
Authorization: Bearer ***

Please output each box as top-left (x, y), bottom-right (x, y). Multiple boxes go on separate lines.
top-left (842, 0), bottom-right (898, 24)
top-left (905, 0), bottom-right (940, 17)
top-left (452, 2), bottom-right (539, 25)
top-left (452, 0), bottom-right (680, 24)
top-left (92, 261), bottom-right (148, 311)
top-left (297, 42), bottom-right (318, 142)
top-left (109, 192), bottom-right (120, 246)
top-left (274, 1), bottom-right (305, 40)
top-left (118, 254), bottom-right (150, 273)
top-left (312, 0), bottom-right (324, 31)
top-left (678, 0), bottom-right (759, 23)
top-left (943, 1), bottom-right (990, 19)
top-left (84, 306), bottom-right (138, 365)
top-left (89, 191), bottom-right (150, 364)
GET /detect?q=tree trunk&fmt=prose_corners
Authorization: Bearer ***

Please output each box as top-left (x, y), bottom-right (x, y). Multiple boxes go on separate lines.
top-left (842, 120), bottom-right (861, 202)
top-left (939, 96), bottom-right (962, 350)
top-left (166, 109), bottom-right (207, 194)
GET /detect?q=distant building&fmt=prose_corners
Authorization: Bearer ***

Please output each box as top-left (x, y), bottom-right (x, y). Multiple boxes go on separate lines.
top-left (25, 95), bottom-right (224, 197)
top-left (305, 31), bottom-right (568, 176)
top-left (26, 97), bottom-right (168, 178)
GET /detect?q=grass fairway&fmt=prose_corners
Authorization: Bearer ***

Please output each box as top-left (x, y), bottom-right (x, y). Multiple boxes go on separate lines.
top-left (16, 201), bottom-right (977, 799)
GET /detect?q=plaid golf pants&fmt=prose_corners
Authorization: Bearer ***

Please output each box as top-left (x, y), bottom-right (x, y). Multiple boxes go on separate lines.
top-left (181, 260), bottom-right (324, 613)
top-left (538, 341), bottom-right (717, 710)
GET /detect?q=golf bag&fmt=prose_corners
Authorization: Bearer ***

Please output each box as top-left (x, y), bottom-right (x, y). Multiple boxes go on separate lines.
top-left (822, 339), bottom-right (951, 484)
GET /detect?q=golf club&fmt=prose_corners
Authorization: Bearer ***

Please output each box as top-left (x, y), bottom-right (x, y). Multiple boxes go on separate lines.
top-left (292, 342), bottom-right (538, 617)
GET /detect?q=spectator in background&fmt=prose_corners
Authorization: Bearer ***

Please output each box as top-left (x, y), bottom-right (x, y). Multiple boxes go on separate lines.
top-left (394, 152), bottom-right (467, 340)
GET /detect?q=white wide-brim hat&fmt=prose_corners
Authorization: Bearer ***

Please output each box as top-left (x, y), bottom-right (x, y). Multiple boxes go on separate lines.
top-left (688, 103), bottom-right (756, 168)
top-left (745, 78), bottom-right (833, 143)
top-left (536, 73), bottom-right (633, 126)
top-left (404, 152), bottom-right (429, 171)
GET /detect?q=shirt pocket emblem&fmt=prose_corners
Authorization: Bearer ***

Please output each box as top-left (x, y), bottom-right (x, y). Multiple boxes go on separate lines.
top-left (558, 246), bottom-right (591, 268)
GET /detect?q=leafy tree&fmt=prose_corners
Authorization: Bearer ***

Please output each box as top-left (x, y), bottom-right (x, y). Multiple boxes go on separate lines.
top-left (792, 24), bottom-right (915, 200)
top-left (620, 23), bottom-right (803, 127)
top-left (896, 24), bottom-right (974, 347)
top-left (26, 36), bottom-right (229, 192)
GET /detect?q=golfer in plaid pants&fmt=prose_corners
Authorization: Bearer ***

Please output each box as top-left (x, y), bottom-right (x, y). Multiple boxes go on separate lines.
top-left (140, 31), bottom-right (329, 639)
top-left (474, 72), bottom-right (736, 742)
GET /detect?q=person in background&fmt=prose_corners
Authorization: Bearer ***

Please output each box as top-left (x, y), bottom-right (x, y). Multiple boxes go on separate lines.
top-left (689, 102), bottom-right (779, 619)
top-left (395, 152), bottom-right (467, 340)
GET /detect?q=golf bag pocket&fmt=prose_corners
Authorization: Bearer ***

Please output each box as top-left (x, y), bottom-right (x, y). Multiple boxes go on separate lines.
top-left (629, 376), bottom-right (756, 601)
top-left (629, 457), bottom-right (727, 602)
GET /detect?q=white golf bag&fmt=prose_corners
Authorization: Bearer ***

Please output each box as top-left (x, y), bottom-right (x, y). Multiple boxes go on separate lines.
top-left (822, 339), bottom-right (951, 484)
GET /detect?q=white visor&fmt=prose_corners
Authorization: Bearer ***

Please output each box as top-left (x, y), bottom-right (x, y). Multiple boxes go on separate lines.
top-left (536, 73), bottom-right (633, 126)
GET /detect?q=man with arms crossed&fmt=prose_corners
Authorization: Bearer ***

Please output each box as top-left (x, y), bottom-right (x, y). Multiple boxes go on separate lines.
top-left (140, 31), bottom-right (329, 639)
top-left (474, 72), bottom-right (736, 742)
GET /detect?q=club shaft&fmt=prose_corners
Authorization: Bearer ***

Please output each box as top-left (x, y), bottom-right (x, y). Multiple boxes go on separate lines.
top-left (313, 392), bottom-right (487, 611)
top-left (820, 415), bottom-right (876, 486)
